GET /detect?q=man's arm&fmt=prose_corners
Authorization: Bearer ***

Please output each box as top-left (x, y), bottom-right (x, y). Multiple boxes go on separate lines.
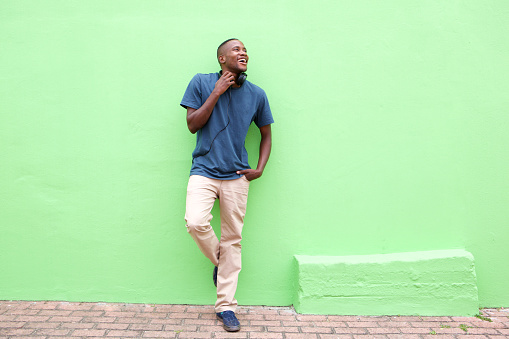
top-left (236, 124), bottom-right (272, 181)
top-left (186, 71), bottom-right (236, 134)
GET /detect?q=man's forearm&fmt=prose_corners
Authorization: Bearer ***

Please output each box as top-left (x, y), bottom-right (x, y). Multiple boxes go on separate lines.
top-left (235, 124), bottom-right (271, 181)
top-left (186, 91), bottom-right (221, 134)
top-left (256, 125), bottom-right (272, 174)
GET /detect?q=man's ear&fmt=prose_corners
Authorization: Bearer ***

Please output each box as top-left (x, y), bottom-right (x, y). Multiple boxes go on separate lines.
top-left (218, 55), bottom-right (225, 64)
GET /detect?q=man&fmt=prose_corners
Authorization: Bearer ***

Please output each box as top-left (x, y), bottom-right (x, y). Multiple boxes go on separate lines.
top-left (180, 39), bottom-right (273, 332)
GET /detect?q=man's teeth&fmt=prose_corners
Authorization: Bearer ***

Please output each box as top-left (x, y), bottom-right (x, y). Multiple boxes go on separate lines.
top-left (239, 59), bottom-right (246, 62)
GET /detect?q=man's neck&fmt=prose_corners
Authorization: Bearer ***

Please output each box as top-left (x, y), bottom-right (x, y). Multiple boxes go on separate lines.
top-left (221, 68), bottom-right (242, 87)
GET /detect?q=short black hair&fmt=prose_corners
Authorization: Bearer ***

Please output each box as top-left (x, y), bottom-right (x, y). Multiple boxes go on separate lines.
top-left (217, 38), bottom-right (239, 58)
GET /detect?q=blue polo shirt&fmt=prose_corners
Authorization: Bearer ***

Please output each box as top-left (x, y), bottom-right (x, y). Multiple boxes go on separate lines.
top-left (181, 73), bottom-right (274, 180)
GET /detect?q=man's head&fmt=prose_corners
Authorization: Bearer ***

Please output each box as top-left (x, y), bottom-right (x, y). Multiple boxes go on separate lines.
top-left (217, 38), bottom-right (248, 74)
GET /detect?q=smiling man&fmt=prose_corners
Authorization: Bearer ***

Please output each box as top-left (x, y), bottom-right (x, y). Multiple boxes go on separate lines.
top-left (180, 39), bottom-right (274, 332)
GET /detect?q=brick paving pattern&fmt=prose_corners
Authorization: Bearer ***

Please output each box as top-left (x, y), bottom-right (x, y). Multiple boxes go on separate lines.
top-left (0, 301), bottom-right (508, 338)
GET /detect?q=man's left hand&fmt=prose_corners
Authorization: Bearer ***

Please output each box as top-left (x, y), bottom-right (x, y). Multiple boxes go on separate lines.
top-left (236, 169), bottom-right (262, 181)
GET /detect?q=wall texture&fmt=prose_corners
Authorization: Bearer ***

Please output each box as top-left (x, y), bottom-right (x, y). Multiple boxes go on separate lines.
top-left (1, 0), bottom-right (508, 309)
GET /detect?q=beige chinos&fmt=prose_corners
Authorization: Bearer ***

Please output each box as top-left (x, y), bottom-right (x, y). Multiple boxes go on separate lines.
top-left (185, 174), bottom-right (250, 313)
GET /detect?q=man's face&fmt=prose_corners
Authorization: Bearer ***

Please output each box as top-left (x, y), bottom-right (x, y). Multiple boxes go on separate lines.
top-left (219, 40), bottom-right (248, 74)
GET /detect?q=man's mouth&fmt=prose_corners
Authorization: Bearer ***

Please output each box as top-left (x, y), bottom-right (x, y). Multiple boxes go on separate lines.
top-left (238, 58), bottom-right (247, 64)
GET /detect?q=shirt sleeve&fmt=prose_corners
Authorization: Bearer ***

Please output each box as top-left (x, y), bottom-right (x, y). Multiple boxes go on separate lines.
top-left (254, 90), bottom-right (274, 128)
top-left (180, 74), bottom-right (202, 110)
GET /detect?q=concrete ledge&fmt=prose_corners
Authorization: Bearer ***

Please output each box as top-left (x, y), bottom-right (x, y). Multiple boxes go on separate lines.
top-left (293, 250), bottom-right (479, 316)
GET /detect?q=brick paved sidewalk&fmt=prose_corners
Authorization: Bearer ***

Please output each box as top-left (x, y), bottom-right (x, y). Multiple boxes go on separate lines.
top-left (1, 301), bottom-right (508, 338)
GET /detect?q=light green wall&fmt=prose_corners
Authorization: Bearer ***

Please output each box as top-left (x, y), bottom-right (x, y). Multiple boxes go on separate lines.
top-left (1, 0), bottom-right (508, 308)
top-left (294, 251), bottom-right (479, 315)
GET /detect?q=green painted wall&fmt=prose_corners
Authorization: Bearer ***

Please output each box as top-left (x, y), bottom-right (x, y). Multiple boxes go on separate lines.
top-left (1, 0), bottom-right (508, 308)
top-left (294, 251), bottom-right (479, 315)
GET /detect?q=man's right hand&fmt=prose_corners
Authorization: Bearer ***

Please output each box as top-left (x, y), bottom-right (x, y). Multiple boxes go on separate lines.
top-left (214, 71), bottom-right (236, 95)
top-left (187, 72), bottom-right (235, 134)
